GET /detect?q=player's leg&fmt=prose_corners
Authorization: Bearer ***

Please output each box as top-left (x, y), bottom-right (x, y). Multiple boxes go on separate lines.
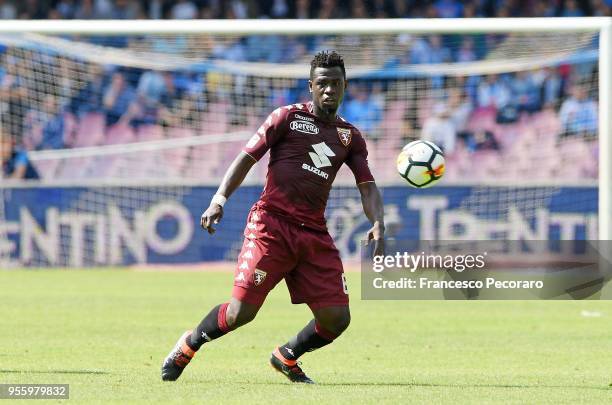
top-left (270, 305), bottom-right (349, 384)
top-left (161, 298), bottom-right (262, 382)
top-left (270, 231), bottom-right (349, 383)
top-left (190, 296), bottom-right (261, 347)
top-left (162, 208), bottom-right (296, 381)
top-left (275, 305), bottom-right (350, 360)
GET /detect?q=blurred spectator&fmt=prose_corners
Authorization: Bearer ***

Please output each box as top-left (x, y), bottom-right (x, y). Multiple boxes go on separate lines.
top-left (150, 35), bottom-right (189, 55)
top-left (410, 35), bottom-right (451, 65)
top-left (246, 35), bottom-right (283, 62)
top-left (350, 0), bottom-right (368, 18)
top-left (0, 0), bottom-right (16, 19)
top-left (74, 0), bottom-right (98, 19)
top-left (103, 71), bottom-right (135, 126)
top-left (456, 37), bottom-right (476, 62)
top-left (269, 78), bottom-right (291, 107)
top-left (18, 0), bottom-right (47, 19)
top-left (399, 110), bottom-right (418, 145)
top-left (459, 75), bottom-right (481, 105)
top-left (282, 37), bottom-right (307, 62)
top-left (25, 95), bottom-right (67, 150)
top-left (292, 0), bottom-right (311, 18)
top-left (409, 37), bottom-right (431, 64)
top-left (93, 0), bottom-right (113, 18)
top-left (561, 0), bottom-right (585, 16)
top-left (531, 0), bottom-right (557, 17)
top-left (424, 4), bottom-right (440, 18)
top-left (592, 0), bottom-right (612, 16)
top-left (70, 64), bottom-right (106, 117)
top-left (429, 35), bottom-right (452, 64)
top-left (447, 88), bottom-right (472, 134)
top-left (373, 0), bottom-right (390, 18)
top-left (0, 58), bottom-right (29, 144)
top-left (476, 74), bottom-right (512, 110)
top-left (463, 129), bottom-right (499, 152)
top-left (512, 71), bottom-right (541, 113)
top-left (477, 74), bottom-right (518, 123)
top-left (317, 0), bottom-right (344, 19)
top-left (342, 84), bottom-right (382, 136)
top-left (55, 0), bottom-right (76, 19)
top-left (123, 70), bottom-right (174, 126)
top-left (136, 70), bottom-right (168, 109)
top-left (534, 67), bottom-right (563, 108)
top-left (171, 0), bottom-right (198, 19)
top-left (0, 130), bottom-right (39, 179)
top-left (462, 1), bottom-right (483, 18)
top-left (110, 0), bottom-right (140, 19)
top-left (265, 0), bottom-right (289, 18)
top-left (559, 85), bottom-right (598, 137)
top-left (392, 0), bottom-right (408, 17)
top-left (40, 95), bottom-right (68, 150)
top-left (229, 0), bottom-right (255, 19)
top-left (421, 103), bottom-right (456, 153)
top-left (434, 0), bottom-right (464, 18)
top-left (219, 37), bottom-right (247, 61)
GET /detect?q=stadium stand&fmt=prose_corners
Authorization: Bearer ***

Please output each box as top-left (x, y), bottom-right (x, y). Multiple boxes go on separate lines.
top-left (0, 0), bottom-right (605, 182)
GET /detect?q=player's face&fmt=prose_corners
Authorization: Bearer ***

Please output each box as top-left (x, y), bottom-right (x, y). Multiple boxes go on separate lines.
top-left (309, 67), bottom-right (347, 115)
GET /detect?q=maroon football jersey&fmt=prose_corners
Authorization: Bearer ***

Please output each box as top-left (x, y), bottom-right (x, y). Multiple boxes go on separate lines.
top-left (243, 102), bottom-right (374, 231)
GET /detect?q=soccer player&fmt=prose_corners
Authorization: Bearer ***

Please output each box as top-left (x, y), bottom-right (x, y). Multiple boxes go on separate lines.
top-left (162, 51), bottom-right (385, 384)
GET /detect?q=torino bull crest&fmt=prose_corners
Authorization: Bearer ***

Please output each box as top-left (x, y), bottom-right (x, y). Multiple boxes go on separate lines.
top-left (336, 128), bottom-right (352, 146)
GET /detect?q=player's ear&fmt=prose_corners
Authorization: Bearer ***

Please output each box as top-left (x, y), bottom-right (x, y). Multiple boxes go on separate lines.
top-left (308, 80), bottom-right (313, 93)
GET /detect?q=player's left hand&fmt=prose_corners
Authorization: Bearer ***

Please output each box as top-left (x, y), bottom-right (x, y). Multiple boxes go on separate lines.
top-left (200, 203), bottom-right (224, 234)
top-left (367, 221), bottom-right (385, 257)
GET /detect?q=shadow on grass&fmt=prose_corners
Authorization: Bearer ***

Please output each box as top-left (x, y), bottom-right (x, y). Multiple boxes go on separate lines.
top-left (0, 369), bottom-right (109, 375)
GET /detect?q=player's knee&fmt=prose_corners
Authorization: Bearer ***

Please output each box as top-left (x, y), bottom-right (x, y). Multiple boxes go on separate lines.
top-left (226, 299), bottom-right (259, 329)
top-left (333, 311), bottom-right (351, 334)
top-left (319, 309), bottom-right (351, 336)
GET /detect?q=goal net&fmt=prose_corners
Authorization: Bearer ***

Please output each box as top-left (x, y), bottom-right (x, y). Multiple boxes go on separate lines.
top-left (0, 19), bottom-right (609, 267)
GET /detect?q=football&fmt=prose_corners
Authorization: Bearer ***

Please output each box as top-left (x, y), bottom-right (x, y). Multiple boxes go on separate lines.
top-left (397, 140), bottom-right (445, 188)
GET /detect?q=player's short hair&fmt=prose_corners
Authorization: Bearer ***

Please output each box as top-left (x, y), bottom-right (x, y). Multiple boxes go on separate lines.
top-left (310, 50), bottom-right (346, 80)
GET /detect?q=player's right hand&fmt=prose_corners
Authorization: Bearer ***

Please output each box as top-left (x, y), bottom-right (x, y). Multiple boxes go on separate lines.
top-left (200, 203), bottom-right (224, 234)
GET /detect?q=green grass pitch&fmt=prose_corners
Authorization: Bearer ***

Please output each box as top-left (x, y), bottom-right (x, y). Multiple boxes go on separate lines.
top-left (1, 269), bottom-right (611, 404)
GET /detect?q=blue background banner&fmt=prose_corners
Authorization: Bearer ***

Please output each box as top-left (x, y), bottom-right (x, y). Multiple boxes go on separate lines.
top-left (0, 185), bottom-right (597, 267)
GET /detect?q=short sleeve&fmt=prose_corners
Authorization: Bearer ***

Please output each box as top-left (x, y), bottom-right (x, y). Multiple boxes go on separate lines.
top-left (14, 151), bottom-right (29, 167)
top-left (243, 107), bottom-right (288, 161)
top-left (345, 130), bottom-right (375, 184)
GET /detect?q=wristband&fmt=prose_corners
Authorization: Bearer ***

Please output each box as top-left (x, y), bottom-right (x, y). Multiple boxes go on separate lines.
top-left (211, 194), bottom-right (227, 207)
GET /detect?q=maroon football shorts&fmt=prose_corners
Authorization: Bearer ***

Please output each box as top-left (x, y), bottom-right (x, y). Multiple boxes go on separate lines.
top-left (231, 207), bottom-right (348, 310)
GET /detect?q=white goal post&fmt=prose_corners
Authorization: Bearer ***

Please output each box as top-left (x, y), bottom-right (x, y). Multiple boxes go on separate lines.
top-left (0, 17), bottom-right (610, 269)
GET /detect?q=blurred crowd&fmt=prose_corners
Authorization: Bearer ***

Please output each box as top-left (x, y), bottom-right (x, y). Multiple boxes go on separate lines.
top-left (0, 0), bottom-right (610, 20)
top-left (414, 66), bottom-right (598, 155)
top-left (0, 0), bottom-right (604, 180)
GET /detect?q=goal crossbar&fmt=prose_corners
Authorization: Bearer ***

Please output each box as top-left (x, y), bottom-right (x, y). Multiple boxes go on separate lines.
top-left (0, 17), bottom-right (608, 35)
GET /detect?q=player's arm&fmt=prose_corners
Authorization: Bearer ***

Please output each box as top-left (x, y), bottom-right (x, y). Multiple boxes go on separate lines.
top-left (201, 107), bottom-right (287, 234)
top-left (200, 152), bottom-right (256, 234)
top-left (346, 131), bottom-right (385, 256)
top-left (358, 181), bottom-right (385, 257)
